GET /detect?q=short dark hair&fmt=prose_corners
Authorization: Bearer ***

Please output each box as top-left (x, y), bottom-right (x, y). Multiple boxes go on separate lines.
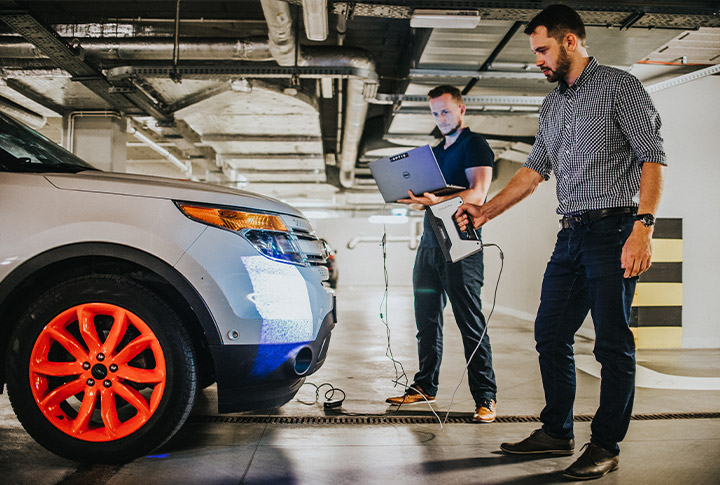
top-left (524, 4), bottom-right (586, 44)
top-left (427, 85), bottom-right (463, 105)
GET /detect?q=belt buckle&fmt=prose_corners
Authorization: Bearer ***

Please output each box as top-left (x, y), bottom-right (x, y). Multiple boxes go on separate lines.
top-left (560, 215), bottom-right (583, 229)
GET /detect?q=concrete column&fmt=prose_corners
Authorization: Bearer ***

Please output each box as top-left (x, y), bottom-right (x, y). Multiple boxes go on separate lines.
top-left (66, 114), bottom-right (127, 172)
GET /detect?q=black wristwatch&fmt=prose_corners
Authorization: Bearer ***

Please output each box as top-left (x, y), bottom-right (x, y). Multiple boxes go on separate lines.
top-left (635, 213), bottom-right (656, 227)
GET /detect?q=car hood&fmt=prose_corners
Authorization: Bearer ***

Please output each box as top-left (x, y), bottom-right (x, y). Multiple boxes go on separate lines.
top-left (44, 170), bottom-right (305, 218)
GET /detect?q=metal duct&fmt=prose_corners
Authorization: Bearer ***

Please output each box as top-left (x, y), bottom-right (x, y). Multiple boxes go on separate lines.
top-left (259, 0), bottom-right (375, 188)
top-left (0, 36), bottom-right (273, 61)
top-left (259, 0), bottom-right (297, 66)
top-left (338, 79), bottom-right (368, 188)
top-left (301, 46), bottom-right (373, 188)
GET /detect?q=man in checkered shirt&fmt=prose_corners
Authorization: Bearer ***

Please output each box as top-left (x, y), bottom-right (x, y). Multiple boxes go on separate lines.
top-left (456, 4), bottom-right (666, 481)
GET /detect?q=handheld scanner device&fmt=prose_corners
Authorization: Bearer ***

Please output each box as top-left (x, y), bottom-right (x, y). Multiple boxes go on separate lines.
top-left (427, 197), bottom-right (483, 263)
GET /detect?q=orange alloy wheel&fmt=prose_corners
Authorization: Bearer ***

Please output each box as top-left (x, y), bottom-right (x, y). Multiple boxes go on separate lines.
top-left (29, 302), bottom-right (167, 442)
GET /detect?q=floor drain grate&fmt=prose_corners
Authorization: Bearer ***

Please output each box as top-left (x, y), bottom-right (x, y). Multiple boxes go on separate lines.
top-left (189, 412), bottom-right (720, 425)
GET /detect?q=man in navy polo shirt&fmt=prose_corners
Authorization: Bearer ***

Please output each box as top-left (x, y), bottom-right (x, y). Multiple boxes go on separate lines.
top-left (385, 85), bottom-right (498, 423)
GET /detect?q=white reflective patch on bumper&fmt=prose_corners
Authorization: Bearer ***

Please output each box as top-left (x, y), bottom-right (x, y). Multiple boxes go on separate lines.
top-left (241, 255), bottom-right (314, 343)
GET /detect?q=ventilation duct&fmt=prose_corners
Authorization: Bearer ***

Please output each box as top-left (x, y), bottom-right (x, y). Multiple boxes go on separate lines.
top-left (260, 0), bottom-right (375, 188)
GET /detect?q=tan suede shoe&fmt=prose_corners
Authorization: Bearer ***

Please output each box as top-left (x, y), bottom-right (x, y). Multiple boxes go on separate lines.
top-left (385, 385), bottom-right (435, 405)
top-left (472, 399), bottom-right (496, 423)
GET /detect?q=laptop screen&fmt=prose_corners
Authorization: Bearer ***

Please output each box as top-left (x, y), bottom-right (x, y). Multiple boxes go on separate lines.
top-left (369, 145), bottom-right (465, 203)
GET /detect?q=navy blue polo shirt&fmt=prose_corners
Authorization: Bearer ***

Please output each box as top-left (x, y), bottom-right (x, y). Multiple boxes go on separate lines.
top-left (421, 128), bottom-right (495, 247)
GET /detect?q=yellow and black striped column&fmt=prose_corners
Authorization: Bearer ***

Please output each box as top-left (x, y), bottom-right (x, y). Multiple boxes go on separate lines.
top-left (630, 218), bottom-right (683, 348)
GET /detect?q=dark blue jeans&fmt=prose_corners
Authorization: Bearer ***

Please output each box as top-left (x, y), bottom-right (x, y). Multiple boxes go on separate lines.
top-left (536, 213), bottom-right (637, 454)
top-left (412, 245), bottom-right (497, 406)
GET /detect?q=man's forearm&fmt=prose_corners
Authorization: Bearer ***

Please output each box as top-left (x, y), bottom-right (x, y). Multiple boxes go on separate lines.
top-left (482, 167), bottom-right (543, 221)
top-left (621, 162), bottom-right (666, 277)
top-left (637, 162), bottom-right (665, 216)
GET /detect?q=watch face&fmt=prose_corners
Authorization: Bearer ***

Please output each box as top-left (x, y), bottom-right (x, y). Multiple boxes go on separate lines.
top-left (637, 214), bottom-right (655, 226)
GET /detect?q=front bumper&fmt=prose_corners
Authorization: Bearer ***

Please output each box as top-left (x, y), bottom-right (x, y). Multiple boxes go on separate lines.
top-left (211, 304), bottom-right (336, 413)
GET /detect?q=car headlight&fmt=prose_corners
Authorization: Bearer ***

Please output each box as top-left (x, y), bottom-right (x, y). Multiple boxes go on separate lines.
top-left (176, 202), bottom-right (306, 265)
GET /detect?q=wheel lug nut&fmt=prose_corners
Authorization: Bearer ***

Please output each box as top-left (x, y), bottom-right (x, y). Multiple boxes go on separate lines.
top-left (82, 362), bottom-right (91, 370)
top-left (109, 364), bottom-right (118, 372)
top-left (97, 353), bottom-right (105, 361)
top-left (103, 380), bottom-right (112, 388)
top-left (87, 378), bottom-right (95, 386)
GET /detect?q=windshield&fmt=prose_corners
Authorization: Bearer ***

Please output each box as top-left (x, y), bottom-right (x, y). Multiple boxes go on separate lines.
top-left (0, 113), bottom-right (97, 173)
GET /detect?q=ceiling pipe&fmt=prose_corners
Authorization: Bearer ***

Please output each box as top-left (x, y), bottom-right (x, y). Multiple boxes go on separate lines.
top-left (260, 0), bottom-right (297, 66)
top-left (127, 125), bottom-right (193, 177)
top-left (0, 3), bottom-right (374, 188)
top-left (0, 36), bottom-right (274, 61)
top-left (259, 0), bottom-right (376, 189)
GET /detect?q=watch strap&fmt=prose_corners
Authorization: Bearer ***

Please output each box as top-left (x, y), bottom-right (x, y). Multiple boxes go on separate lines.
top-left (635, 213), bottom-right (655, 226)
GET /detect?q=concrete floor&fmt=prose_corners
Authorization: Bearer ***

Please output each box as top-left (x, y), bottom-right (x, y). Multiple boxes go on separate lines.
top-left (2, 285), bottom-right (720, 484)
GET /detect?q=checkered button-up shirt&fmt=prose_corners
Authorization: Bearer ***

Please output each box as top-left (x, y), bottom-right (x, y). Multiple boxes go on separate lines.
top-left (524, 57), bottom-right (667, 215)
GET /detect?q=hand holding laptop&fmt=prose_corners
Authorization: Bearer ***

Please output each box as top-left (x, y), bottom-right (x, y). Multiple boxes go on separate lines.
top-left (397, 189), bottom-right (442, 208)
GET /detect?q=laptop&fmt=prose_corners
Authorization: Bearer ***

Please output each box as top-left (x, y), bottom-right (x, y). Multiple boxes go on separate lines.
top-left (369, 144), bottom-right (465, 203)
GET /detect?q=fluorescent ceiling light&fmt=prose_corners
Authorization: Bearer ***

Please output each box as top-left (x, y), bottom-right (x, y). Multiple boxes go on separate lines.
top-left (302, 0), bottom-right (329, 41)
top-left (410, 9), bottom-right (481, 29)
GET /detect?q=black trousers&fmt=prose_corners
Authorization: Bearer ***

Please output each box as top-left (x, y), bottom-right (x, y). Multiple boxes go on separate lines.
top-left (412, 245), bottom-right (497, 405)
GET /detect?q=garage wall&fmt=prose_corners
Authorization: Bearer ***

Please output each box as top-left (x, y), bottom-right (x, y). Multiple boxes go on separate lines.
top-left (311, 216), bottom-right (419, 289)
top-left (650, 75), bottom-right (720, 349)
top-left (479, 165), bottom-right (559, 321)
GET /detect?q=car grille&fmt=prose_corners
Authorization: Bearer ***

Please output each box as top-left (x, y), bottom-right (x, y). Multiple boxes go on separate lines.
top-left (280, 214), bottom-right (327, 266)
top-left (295, 233), bottom-right (326, 265)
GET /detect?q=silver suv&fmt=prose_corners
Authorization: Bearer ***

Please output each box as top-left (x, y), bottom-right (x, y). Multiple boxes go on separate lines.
top-left (0, 112), bottom-right (335, 463)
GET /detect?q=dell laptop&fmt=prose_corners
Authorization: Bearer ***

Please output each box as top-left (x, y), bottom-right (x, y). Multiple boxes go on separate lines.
top-left (369, 144), bottom-right (465, 203)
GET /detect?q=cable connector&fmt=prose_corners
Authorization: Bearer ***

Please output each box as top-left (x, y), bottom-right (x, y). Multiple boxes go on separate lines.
top-left (323, 399), bottom-right (343, 409)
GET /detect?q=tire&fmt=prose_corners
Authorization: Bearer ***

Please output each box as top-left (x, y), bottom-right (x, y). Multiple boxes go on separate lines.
top-left (5, 274), bottom-right (197, 463)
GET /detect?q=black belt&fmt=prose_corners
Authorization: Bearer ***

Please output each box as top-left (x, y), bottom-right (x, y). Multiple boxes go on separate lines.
top-left (560, 207), bottom-right (636, 229)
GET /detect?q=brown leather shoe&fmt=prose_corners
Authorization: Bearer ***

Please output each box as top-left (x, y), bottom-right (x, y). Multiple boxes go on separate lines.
top-left (385, 385), bottom-right (435, 405)
top-left (500, 429), bottom-right (575, 455)
top-left (563, 443), bottom-right (619, 480)
top-left (473, 399), bottom-right (496, 423)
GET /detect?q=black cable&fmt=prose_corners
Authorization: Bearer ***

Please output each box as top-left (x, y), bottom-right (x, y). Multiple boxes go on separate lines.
top-left (298, 382), bottom-right (346, 408)
top-left (380, 223), bottom-right (409, 392)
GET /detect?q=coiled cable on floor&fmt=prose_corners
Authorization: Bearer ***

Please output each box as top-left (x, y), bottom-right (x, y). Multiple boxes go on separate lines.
top-left (297, 382), bottom-right (346, 409)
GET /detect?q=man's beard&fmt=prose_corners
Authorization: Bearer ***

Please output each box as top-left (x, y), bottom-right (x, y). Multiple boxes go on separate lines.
top-left (442, 121), bottom-right (463, 137)
top-left (545, 45), bottom-right (572, 83)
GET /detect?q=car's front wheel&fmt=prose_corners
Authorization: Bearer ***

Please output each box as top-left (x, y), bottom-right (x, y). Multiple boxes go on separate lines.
top-left (5, 274), bottom-right (197, 463)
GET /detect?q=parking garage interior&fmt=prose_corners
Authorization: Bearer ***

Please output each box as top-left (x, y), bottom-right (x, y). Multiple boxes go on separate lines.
top-left (1, 0), bottom-right (719, 483)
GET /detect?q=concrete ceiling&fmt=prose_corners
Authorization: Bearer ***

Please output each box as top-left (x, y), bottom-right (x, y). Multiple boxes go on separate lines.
top-left (0, 0), bottom-right (718, 212)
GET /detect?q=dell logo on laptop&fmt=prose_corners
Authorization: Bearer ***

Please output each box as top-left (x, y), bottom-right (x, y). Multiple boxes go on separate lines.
top-left (390, 152), bottom-right (409, 162)
top-left (403, 171), bottom-right (411, 179)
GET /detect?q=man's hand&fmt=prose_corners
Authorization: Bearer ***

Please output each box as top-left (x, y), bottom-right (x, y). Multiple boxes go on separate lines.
top-left (397, 190), bottom-right (441, 208)
top-left (455, 203), bottom-right (490, 230)
top-left (621, 224), bottom-right (653, 278)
